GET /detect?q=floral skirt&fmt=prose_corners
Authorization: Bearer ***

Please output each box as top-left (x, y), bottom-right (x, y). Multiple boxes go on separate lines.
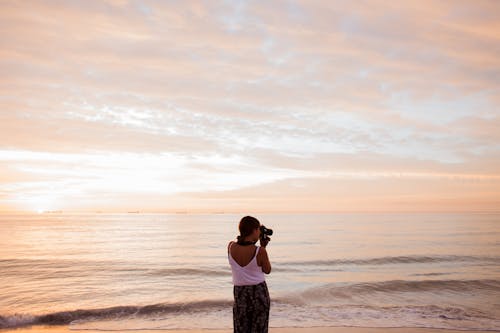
top-left (232, 280), bottom-right (270, 333)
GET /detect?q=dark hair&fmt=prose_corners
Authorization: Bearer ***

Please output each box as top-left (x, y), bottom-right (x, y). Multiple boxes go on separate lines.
top-left (237, 216), bottom-right (260, 242)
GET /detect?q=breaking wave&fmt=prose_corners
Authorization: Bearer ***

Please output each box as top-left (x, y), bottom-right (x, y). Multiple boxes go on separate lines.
top-left (2, 278), bottom-right (499, 329)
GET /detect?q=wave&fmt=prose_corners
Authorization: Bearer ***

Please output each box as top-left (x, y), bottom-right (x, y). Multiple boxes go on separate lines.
top-left (146, 268), bottom-right (229, 276)
top-left (280, 254), bottom-right (500, 267)
top-left (146, 267), bottom-right (301, 276)
top-left (0, 259), bottom-right (301, 277)
top-left (0, 299), bottom-right (232, 329)
top-left (3, 279), bottom-right (499, 329)
top-left (275, 279), bottom-right (500, 305)
top-left (2, 254), bottom-right (498, 273)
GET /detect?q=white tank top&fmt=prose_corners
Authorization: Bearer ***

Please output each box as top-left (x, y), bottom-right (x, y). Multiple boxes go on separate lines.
top-left (228, 241), bottom-right (265, 286)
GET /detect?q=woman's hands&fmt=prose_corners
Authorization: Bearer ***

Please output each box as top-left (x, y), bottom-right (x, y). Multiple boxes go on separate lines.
top-left (259, 236), bottom-right (270, 248)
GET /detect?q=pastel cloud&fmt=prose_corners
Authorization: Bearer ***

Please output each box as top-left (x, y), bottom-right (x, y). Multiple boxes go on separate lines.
top-left (0, 0), bottom-right (499, 212)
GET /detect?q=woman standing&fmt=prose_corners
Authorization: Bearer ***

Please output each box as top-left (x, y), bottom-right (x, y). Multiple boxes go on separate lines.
top-left (227, 216), bottom-right (272, 333)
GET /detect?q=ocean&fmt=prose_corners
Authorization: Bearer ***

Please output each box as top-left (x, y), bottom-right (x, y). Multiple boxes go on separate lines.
top-left (0, 213), bottom-right (499, 331)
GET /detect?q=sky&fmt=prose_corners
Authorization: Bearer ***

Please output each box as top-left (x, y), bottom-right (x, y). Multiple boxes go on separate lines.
top-left (0, 0), bottom-right (499, 213)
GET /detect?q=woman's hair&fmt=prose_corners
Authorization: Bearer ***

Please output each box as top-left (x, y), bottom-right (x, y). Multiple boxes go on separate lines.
top-left (237, 216), bottom-right (260, 242)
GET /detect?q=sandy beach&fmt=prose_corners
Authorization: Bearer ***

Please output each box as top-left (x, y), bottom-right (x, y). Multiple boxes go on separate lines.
top-left (2, 326), bottom-right (497, 333)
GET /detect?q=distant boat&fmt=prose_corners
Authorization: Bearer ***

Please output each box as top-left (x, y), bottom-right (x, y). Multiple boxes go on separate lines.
top-left (127, 211), bottom-right (140, 214)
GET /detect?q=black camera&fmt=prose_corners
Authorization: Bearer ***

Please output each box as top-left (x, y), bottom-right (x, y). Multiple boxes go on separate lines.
top-left (260, 225), bottom-right (273, 241)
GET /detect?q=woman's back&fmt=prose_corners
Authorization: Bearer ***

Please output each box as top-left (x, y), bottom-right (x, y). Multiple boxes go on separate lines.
top-left (228, 242), bottom-right (265, 286)
top-left (229, 243), bottom-right (258, 266)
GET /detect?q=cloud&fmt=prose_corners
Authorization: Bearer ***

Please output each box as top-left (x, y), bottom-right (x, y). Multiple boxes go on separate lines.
top-left (172, 174), bottom-right (500, 213)
top-left (0, 0), bottom-right (499, 212)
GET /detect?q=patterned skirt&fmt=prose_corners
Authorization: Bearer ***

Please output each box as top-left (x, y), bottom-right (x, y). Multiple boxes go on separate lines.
top-left (232, 280), bottom-right (270, 333)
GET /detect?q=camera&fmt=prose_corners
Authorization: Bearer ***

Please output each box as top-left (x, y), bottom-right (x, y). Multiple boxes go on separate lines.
top-left (260, 225), bottom-right (273, 241)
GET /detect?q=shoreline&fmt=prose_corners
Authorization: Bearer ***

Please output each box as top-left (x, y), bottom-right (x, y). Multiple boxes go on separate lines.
top-left (1, 325), bottom-right (498, 333)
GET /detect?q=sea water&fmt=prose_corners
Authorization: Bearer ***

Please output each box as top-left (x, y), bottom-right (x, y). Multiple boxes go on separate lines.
top-left (0, 213), bottom-right (499, 330)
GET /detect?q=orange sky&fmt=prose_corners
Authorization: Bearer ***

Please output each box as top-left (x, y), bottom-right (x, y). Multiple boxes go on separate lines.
top-left (0, 0), bottom-right (499, 213)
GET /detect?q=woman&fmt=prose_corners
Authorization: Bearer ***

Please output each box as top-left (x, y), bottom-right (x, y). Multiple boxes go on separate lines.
top-left (227, 216), bottom-right (272, 333)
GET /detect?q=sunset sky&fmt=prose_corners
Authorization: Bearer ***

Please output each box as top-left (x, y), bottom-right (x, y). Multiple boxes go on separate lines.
top-left (1, 0), bottom-right (499, 213)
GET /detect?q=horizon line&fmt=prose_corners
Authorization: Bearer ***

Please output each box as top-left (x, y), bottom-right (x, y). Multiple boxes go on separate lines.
top-left (1, 209), bottom-right (500, 215)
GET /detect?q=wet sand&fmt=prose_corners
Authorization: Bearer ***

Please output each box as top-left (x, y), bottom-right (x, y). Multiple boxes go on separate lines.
top-left (2, 325), bottom-right (496, 333)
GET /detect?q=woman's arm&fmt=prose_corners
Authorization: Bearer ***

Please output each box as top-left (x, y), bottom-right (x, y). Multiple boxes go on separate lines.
top-left (257, 247), bottom-right (271, 274)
